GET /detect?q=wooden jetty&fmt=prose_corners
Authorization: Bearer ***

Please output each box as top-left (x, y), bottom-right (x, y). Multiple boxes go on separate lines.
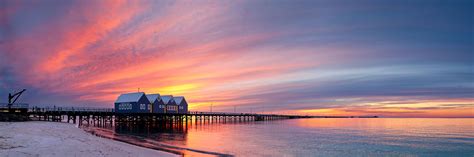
top-left (1, 90), bottom-right (377, 124)
top-left (2, 106), bottom-right (377, 125)
top-left (24, 107), bottom-right (321, 126)
top-left (0, 103), bottom-right (29, 121)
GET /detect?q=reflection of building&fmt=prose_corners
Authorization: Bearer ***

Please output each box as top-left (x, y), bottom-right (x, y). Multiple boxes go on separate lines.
top-left (114, 92), bottom-right (150, 113)
top-left (114, 122), bottom-right (188, 145)
top-left (161, 95), bottom-right (178, 113)
top-left (146, 94), bottom-right (165, 113)
top-left (115, 92), bottom-right (189, 114)
top-left (174, 96), bottom-right (188, 114)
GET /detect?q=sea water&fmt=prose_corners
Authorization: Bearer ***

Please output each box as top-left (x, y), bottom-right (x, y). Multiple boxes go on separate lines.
top-left (91, 118), bottom-right (474, 157)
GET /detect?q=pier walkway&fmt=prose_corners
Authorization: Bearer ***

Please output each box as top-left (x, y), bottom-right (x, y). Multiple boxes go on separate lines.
top-left (2, 106), bottom-right (377, 124)
top-left (24, 107), bottom-right (320, 126)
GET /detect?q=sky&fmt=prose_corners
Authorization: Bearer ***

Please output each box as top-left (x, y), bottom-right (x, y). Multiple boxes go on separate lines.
top-left (0, 0), bottom-right (472, 117)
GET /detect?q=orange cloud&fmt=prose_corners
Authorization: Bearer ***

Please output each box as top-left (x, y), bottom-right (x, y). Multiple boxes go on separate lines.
top-left (294, 98), bottom-right (474, 118)
top-left (3, 0), bottom-right (472, 119)
top-left (39, 0), bottom-right (146, 73)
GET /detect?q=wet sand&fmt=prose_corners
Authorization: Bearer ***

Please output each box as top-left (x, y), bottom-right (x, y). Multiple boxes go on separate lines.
top-left (0, 121), bottom-right (177, 157)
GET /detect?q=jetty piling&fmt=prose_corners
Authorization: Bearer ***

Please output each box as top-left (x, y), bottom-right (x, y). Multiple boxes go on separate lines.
top-left (22, 107), bottom-right (324, 126)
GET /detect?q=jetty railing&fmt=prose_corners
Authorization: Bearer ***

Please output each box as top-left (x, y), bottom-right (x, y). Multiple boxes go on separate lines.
top-left (187, 111), bottom-right (300, 117)
top-left (29, 106), bottom-right (114, 112)
top-left (9, 105), bottom-right (378, 125)
top-left (0, 103), bottom-right (29, 108)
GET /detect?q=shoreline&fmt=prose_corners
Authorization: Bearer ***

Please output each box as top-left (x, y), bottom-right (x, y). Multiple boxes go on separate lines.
top-left (83, 126), bottom-right (233, 157)
top-left (0, 121), bottom-right (177, 157)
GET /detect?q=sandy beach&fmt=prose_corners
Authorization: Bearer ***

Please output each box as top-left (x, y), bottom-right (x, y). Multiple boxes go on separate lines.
top-left (0, 121), bottom-right (178, 157)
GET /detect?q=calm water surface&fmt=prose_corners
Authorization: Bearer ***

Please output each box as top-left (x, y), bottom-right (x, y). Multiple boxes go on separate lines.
top-left (91, 118), bottom-right (474, 157)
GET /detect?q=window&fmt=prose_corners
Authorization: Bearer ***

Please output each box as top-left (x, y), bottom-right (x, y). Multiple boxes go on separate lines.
top-left (166, 105), bottom-right (178, 111)
top-left (119, 103), bottom-right (132, 110)
top-left (140, 104), bottom-right (146, 110)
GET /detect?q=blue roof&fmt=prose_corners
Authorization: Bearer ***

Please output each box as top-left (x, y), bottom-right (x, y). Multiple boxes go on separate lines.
top-left (173, 96), bottom-right (186, 105)
top-left (115, 92), bottom-right (145, 103)
top-left (146, 94), bottom-right (161, 103)
top-left (161, 95), bottom-right (174, 105)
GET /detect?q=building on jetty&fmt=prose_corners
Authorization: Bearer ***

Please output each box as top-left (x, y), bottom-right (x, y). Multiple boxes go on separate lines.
top-left (161, 95), bottom-right (178, 113)
top-left (173, 96), bottom-right (188, 114)
top-left (114, 92), bottom-right (151, 113)
top-left (146, 94), bottom-right (165, 113)
top-left (115, 92), bottom-right (188, 114)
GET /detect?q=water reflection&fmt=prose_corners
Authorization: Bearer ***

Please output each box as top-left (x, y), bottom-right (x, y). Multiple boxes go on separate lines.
top-left (83, 121), bottom-right (235, 156)
top-left (115, 122), bottom-right (188, 146)
top-left (295, 118), bottom-right (474, 139)
top-left (85, 118), bottom-right (474, 157)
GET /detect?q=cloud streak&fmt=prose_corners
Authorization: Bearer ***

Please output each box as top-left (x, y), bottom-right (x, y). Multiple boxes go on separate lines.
top-left (0, 0), bottom-right (472, 117)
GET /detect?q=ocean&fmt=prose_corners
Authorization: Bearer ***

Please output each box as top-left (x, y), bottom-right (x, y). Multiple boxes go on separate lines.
top-left (86, 118), bottom-right (474, 157)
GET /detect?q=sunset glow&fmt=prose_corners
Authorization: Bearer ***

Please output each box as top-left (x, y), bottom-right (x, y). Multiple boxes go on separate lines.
top-left (1, 0), bottom-right (472, 117)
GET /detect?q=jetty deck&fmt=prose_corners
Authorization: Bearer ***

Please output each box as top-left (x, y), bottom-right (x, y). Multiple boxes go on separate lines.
top-left (1, 106), bottom-right (377, 124)
top-left (26, 108), bottom-right (314, 125)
